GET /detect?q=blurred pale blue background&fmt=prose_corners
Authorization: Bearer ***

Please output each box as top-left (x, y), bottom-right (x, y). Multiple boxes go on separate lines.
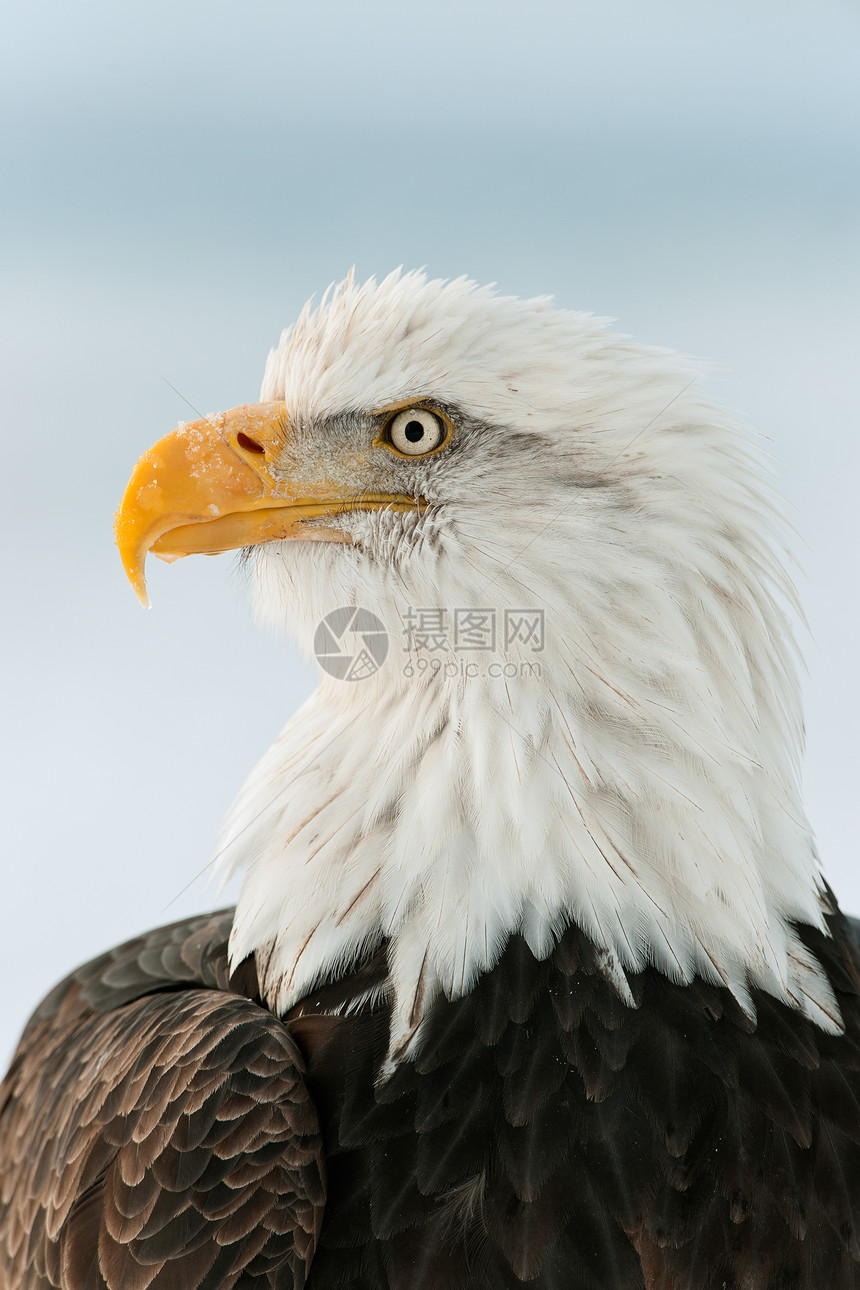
top-left (2, 0), bottom-right (858, 1059)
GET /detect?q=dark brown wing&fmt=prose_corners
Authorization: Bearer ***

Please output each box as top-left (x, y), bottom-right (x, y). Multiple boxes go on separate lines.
top-left (0, 913), bottom-right (325, 1290)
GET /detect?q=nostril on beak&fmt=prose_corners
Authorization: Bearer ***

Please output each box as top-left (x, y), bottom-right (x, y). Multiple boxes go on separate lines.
top-left (236, 432), bottom-right (265, 455)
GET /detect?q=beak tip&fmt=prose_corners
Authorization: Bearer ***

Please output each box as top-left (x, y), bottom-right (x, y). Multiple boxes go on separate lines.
top-left (119, 550), bottom-right (151, 608)
top-left (127, 573), bottom-right (151, 609)
top-left (115, 522), bottom-right (151, 607)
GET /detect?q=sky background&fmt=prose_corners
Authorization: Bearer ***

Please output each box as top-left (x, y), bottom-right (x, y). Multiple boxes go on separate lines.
top-left (1, 0), bottom-right (858, 1060)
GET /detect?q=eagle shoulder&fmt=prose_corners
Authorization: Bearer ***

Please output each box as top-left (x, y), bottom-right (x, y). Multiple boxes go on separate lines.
top-left (0, 911), bottom-right (325, 1289)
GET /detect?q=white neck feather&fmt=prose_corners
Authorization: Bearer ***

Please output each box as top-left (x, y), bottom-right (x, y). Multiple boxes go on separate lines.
top-left (218, 517), bottom-right (839, 1055)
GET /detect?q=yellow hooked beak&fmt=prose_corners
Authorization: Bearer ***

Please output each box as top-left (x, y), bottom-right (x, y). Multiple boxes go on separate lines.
top-left (115, 401), bottom-right (423, 605)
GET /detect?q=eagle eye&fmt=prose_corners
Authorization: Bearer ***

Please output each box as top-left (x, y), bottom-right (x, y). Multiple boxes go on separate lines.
top-left (383, 408), bottom-right (448, 457)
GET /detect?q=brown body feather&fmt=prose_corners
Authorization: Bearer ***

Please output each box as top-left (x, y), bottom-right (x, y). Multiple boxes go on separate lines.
top-left (0, 914), bottom-right (324, 1289)
top-left (4, 904), bottom-right (860, 1287)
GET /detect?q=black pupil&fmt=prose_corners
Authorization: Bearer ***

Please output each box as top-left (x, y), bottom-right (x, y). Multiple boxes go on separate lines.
top-left (404, 419), bottom-right (426, 443)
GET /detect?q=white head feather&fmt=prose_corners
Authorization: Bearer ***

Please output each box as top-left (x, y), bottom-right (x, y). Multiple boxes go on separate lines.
top-left (216, 268), bottom-right (839, 1055)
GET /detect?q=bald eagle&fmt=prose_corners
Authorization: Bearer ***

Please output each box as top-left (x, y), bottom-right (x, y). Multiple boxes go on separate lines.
top-left (2, 271), bottom-right (859, 1289)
